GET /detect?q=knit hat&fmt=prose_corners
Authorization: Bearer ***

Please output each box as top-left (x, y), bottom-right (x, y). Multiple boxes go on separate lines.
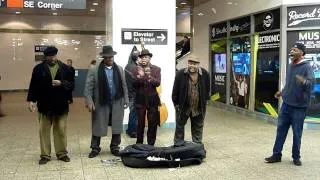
top-left (43, 46), bottom-right (58, 56)
top-left (293, 43), bottom-right (306, 55)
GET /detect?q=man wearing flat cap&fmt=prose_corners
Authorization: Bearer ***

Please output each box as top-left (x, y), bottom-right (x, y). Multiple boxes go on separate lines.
top-left (133, 49), bottom-right (161, 146)
top-left (265, 43), bottom-right (314, 166)
top-left (84, 45), bottom-right (129, 158)
top-left (172, 55), bottom-right (210, 147)
top-left (27, 46), bottom-right (75, 165)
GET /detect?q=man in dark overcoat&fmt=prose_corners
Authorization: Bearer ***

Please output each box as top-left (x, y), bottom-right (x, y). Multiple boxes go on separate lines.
top-left (84, 45), bottom-right (129, 158)
top-left (27, 46), bottom-right (75, 164)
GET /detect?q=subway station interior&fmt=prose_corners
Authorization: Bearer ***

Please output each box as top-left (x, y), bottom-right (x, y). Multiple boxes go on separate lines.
top-left (1, 0), bottom-right (320, 179)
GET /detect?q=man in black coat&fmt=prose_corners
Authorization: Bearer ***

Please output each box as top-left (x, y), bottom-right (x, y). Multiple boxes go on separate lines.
top-left (66, 59), bottom-right (75, 104)
top-left (172, 56), bottom-right (210, 146)
top-left (125, 46), bottom-right (140, 138)
top-left (27, 46), bottom-right (75, 165)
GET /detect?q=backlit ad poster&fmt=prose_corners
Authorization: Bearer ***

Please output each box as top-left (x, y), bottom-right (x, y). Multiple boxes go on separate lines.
top-left (211, 40), bottom-right (227, 103)
top-left (230, 37), bottom-right (251, 109)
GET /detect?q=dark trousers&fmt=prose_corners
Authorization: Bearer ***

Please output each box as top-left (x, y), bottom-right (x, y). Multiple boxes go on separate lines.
top-left (90, 134), bottom-right (121, 152)
top-left (272, 103), bottom-right (306, 160)
top-left (174, 110), bottom-right (204, 146)
top-left (126, 102), bottom-right (137, 135)
top-left (238, 95), bottom-right (245, 108)
top-left (136, 106), bottom-right (159, 145)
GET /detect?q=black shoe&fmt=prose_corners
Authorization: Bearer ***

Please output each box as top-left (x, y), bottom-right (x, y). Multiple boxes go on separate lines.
top-left (111, 150), bottom-right (120, 157)
top-left (128, 133), bottom-right (137, 138)
top-left (58, 155), bottom-right (70, 162)
top-left (265, 155), bottom-right (281, 163)
top-left (293, 159), bottom-right (302, 166)
top-left (39, 158), bottom-right (50, 165)
top-left (88, 150), bottom-right (99, 158)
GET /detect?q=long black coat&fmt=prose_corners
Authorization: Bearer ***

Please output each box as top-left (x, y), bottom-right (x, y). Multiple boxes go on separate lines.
top-left (27, 61), bottom-right (75, 115)
top-left (172, 68), bottom-right (210, 115)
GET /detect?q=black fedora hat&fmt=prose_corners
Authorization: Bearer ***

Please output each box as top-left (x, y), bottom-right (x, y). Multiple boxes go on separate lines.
top-left (100, 45), bottom-right (117, 57)
top-left (139, 49), bottom-right (153, 58)
top-left (44, 46), bottom-right (58, 56)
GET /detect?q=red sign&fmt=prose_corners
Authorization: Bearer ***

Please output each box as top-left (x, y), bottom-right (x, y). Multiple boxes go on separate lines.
top-left (7, 0), bottom-right (23, 8)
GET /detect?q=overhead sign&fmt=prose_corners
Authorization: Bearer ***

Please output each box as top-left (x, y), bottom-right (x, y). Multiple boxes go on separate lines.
top-left (210, 21), bottom-right (228, 40)
top-left (121, 29), bottom-right (168, 45)
top-left (287, 5), bottom-right (320, 28)
top-left (255, 8), bottom-right (280, 32)
top-left (230, 16), bottom-right (251, 36)
top-left (258, 32), bottom-right (280, 50)
top-left (35, 45), bottom-right (49, 61)
top-left (3, 0), bottom-right (86, 9)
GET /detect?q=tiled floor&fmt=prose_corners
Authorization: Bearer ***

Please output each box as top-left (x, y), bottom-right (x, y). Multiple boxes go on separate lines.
top-left (1, 92), bottom-right (320, 180)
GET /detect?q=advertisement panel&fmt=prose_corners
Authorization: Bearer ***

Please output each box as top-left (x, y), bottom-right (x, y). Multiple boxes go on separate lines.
top-left (255, 32), bottom-right (280, 114)
top-left (287, 30), bottom-right (320, 121)
top-left (211, 40), bottom-right (227, 103)
top-left (230, 37), bottom-right (251, 109)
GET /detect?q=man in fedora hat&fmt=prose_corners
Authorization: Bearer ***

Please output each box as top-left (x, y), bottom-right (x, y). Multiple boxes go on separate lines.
top-left (172, 55), bottom-right (210, 147)
top-left (133, 49), bottom-right (161, 145)
top-left (84, 45), bottom-right (129, 158)
top-left (27, 46), bottom-right (75, 164)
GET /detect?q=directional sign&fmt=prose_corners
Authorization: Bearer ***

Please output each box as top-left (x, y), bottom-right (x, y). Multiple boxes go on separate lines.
top-left (121, 29), bottom-right (168, 45)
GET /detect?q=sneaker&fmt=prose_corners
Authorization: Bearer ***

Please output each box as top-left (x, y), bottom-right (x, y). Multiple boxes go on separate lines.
top-left (39, 158), bottom-right (50, 165)
top-left (88, 150), bottom-right (99, 158)
top-left (58, 155), bottom-right (70, 162)
top-left (265, 155), bottom-right (281, 163)
top-left (293, 159), bottom-right (302, 166)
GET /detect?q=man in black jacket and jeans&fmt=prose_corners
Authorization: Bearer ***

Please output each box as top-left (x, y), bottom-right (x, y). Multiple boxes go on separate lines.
top-left (27, 46), bottom-right (75, 165)
top-left (172, 56), bottom-right (210, 146)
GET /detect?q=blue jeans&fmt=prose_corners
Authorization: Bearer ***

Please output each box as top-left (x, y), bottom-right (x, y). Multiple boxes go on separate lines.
top-left (272, 103), bottom-right (306, 160)
top-left (126, 102), bottom-right (137, 135)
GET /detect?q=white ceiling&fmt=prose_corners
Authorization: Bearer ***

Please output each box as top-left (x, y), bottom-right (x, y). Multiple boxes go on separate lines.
top-left (176, 0), bottom-right (212, 14)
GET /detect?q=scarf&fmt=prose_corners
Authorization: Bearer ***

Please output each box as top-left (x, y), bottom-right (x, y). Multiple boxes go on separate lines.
top-left (98, 61), bottom-right (124, 106)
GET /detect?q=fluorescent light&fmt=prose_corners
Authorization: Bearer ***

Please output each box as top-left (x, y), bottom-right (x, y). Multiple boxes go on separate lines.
top-left (93, 2), bottom-right (99, 6)
top-left (90, 8), bottom-right (95, 12)
top-left (226, 2), bottom-right (233, 5)
top-left (15, 11), bottom-right (21, 14)
top-left (197, 12), bottom-right (204, 16)
top-left (176, 6), bottom-right (178, 8)
top-left (52, 12), bottom-right (58, 16)
top-left (181, 2), bottom-right (187, 5)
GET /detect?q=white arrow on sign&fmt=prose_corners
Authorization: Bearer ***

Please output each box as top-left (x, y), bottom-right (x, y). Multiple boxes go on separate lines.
top-left (156, 33), bottom-right (166, 42)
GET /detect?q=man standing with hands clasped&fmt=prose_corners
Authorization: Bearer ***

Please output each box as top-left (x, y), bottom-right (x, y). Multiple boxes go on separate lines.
top-left (133, 49), bottom-right (161, 146)
top-left (265, 43), bottom-right (314, 166)
top-left (27, 46), bottom-right (75, 165)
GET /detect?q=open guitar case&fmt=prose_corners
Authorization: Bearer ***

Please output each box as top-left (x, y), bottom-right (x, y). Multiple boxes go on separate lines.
top-left (119, 142), bottom-right (206, 168)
